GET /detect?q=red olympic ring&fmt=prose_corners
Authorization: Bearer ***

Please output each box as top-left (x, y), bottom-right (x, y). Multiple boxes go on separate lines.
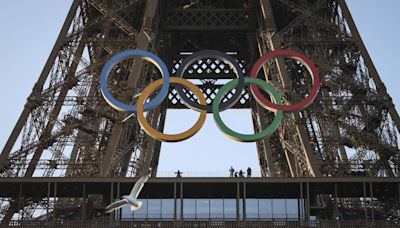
top-left (250, 49), bottom-right (320, 112)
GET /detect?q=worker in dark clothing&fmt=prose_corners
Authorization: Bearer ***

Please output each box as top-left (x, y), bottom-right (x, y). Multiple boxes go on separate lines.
top-left (229, 166), bottom-right (235, 177)
top-left (247, 167), bottom-right (252, 177)
top-left (239, 170), bottom-right (244, 177)
top-left (175, 170), bottom-right (182, 178)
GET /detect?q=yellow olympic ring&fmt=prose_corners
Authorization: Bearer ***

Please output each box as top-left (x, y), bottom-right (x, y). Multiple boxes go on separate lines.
top-left (136, 77), bottom-right (207, 142)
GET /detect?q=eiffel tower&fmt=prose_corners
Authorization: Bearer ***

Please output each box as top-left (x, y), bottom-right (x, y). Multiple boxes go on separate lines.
top-left (0, 0), bottom-right (399, 226)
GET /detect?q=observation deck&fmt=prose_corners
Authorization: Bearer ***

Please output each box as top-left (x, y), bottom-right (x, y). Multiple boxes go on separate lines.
top-left (0, 177), bottom-right (398, 227)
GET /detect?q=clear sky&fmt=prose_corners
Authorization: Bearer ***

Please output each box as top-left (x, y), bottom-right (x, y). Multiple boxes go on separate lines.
top-left (0, 1), bottom-right (399, 177)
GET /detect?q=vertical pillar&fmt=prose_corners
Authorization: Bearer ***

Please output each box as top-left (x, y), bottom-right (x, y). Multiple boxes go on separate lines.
top-left (271, 197), bottom-right (274, 220)
top-left (222, 194), bottom-right (225, 220)
top-left (160, 197), bottom-right (162, 220)
top-left (208, 195), bottom-right (211, 221)
top-left (117, 182), bottom-right (121, 220)
top-left (236, 182), bottom-right (240, 223)
top-left (306, 182), bottom-right (310, 221)
top-left (194, 196), bottom-right (197, 221)
top-left (334, 183), bottom-right (339, 228)
top-left (363, 182), bottom-right (367, 223)
top-left (47, 182), bottom-right (51, 222)
top-left (257, 196), bottom-right (260, 224)
top-left (180, 182), bottom-right (183, 223)
top-left (18, 183), bottom-right (22, 221)
top-left (173, 182), bottom-right (177, 224)
top-left (334, 183), bottom-right (338, 220)
top-left (299, 182), bottom-right (304, 222)
top-left (243, 182), bottom-right (247, 224)
top-left (81, 183), bottom-right (86, 220)
top-left (110, 182), bottom-right (113, 221)
top-left (53, 182), bottom-right (57, 220)
top-left (146, 193), bottom-right (149, 221)
top-left (398, 183), bottom-right (400, 218)
top-left (370, 182), bottom-right (374, 223)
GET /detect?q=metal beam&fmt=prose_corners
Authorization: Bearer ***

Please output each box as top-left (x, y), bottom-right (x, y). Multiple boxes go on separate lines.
top-left (100, 0), bottom-right (160, 177)
top-left (258, 0), bottom-right (322, 177)
top-left (252, 103), bottom-right (276, 177)
top-left (24, 40), bottom-right (86, 177)
top-left (339, 0), bottom-right (400, 131)
top-left (338, 0), bottom-right (399, 177)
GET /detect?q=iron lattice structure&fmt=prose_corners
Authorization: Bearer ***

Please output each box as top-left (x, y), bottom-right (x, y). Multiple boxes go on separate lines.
top-left (0, 0), bottom-right (399, 223)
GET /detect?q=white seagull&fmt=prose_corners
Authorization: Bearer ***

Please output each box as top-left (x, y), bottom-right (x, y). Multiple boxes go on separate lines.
top-left (104, 172), bottom-right (150, 214)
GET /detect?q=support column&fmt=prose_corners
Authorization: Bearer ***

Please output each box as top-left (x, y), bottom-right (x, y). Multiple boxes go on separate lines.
top-left (173, 182), bottom-right (177, 225)
top-left (299, 182), bottom-right (304, 222)
top-left (117, 182), bottom-right (121, 220)
top-left (18, 183), bottom-right (22, 221)
top-left (236, 182), bottom-right (240, 223)
top-left (47, 182), bottom-right (51, 222)
top-left (334, 183), bottom-right (338, 221)
top-left (243, 182), bottom-right (247, 223)
top-left (100, 0), bottom-right (160, 177)
top-left (54, 182), bottom-right (57, 220)
top-left (306, 182), bottom-right (310, 221)
top-left (370, 182), bottom-right (374, 222)
top-left (82, 183), bottom-right (86, 220)
top-left (110, 182), bottom-right (113, 221)
top-left (363, 182), bottom-right (367, 222)
top-left (398, 183), bottom-right (400, 221)
top-left (258, 0), bottom-right (322, 177)
top-left (180, 182), bottom-right (183, 223)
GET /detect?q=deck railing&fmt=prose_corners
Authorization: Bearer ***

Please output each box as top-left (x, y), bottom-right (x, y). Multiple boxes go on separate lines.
top-left (1, 220), bottom-right (399, 228)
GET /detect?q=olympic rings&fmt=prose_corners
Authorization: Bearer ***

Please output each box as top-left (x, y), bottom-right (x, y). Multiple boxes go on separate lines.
top-left (100, 49), bottom-right (320, 143)
top-left (100, 50), bottom-right (170, 112)
top-left (250, 49), bottom-right (320, 112)
top-left (137, 77), bottom-right (207, 142)
top-left (213, 77), bottom-right (283, 142)
top-left (175, 50), bottom-right (245, 113)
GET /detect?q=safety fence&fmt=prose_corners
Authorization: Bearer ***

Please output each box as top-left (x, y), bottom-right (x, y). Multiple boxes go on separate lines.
top-left (1, 220), bottom-right (399, 228)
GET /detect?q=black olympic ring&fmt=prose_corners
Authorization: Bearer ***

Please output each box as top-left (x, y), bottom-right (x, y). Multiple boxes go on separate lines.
top-left (174, 50), bottom-right (245, 113)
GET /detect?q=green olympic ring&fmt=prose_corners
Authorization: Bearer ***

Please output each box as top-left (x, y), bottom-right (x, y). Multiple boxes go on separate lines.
top-left (213, 77), bottom-right (283, 142)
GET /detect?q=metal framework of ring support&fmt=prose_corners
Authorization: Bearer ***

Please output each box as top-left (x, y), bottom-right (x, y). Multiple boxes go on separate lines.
top-left (175, 50), bottom-right (246, 113)
top-left (0, 0), bottom-right (399, 224)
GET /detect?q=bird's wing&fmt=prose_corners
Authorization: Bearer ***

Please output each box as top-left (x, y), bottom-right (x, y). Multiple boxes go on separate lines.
top-left (130, 175), bottom-right (149, 199)
top-left (104, 199), bottom-right (128, 214)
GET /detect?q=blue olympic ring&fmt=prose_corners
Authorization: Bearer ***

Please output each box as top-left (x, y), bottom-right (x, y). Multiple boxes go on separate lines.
top-left (100, 50), bottom-right (170, 112)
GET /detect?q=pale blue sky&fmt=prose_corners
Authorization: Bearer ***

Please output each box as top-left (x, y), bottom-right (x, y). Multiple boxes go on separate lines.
top-left (0, 1), bottom-right (399, 176)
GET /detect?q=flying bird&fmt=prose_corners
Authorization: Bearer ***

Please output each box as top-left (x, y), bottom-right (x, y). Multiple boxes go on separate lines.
top-left (104, 172), bottom-right (150, 214)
